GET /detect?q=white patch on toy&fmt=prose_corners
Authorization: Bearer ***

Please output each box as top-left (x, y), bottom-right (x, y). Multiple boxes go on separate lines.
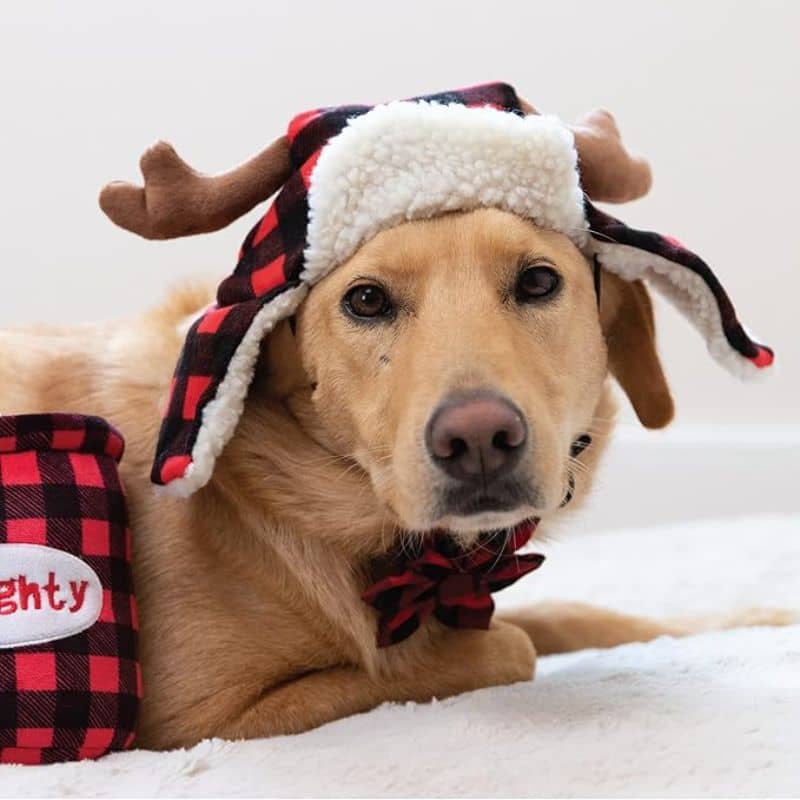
top-left (0, 543), bottom-right (103, 648)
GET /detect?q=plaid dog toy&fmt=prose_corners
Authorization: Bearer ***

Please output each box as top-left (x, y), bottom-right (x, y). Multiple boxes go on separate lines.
top-left (0, 414), bottom-right (140, 765)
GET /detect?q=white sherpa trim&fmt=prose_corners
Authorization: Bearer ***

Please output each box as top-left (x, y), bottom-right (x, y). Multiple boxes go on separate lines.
top-left (593, 240), bottom-right (767, 382)
top-left (302, 102), bottom-right (588, 284)
top-left (164, 285), bottom-right (309, 497)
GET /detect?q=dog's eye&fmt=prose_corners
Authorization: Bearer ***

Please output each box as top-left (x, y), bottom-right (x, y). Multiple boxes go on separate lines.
top-left (515, 266), bottom-right (561, 303)
top-left (343, 284), bottom-right (393, 320)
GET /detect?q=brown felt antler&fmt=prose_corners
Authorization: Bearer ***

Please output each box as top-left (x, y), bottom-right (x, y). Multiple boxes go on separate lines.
top-left (99, 136), bottom-right (291, 240)
top-left (100, 101), bottom-right (650, 240)
top-left (571, 109), bottom-right (652, 203)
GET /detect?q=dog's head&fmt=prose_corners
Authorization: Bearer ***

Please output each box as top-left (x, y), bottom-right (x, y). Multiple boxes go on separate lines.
top-left (100, 83), bottom-right (772, 545)
top-left (260, 208), bottom-right (671, 544)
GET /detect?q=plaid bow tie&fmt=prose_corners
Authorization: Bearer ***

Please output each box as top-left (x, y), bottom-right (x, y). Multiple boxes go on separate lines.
top-left (362, 520), bottom-right (543, 648)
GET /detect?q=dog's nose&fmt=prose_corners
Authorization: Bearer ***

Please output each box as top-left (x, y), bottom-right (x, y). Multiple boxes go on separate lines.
top-left (426, 393), bottom-right (527, 482)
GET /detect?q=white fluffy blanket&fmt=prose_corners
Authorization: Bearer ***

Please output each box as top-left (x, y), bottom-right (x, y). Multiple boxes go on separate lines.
top-left (2, 513), bottom-right (799, 798)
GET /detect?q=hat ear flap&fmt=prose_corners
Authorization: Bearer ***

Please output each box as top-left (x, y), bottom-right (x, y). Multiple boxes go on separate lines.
top-left (585, 200), bottom-right (773, 380)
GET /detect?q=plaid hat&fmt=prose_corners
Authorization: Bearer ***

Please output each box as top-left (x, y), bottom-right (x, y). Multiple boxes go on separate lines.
top-left (153, 82), bottom-right (774, 495)
top-left (0, 414), bottom-right (140, 764)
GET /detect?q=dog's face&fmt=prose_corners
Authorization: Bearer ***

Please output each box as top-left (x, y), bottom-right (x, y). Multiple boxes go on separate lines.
top-left (269, 208), bottom-right (669, 542)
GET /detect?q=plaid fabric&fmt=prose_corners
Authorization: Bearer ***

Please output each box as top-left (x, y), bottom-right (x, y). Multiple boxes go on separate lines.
top-left (0, 414), bottom-right (140, 765)
top-left (362, 520), bottom-right (543, 648)
top-left (152, 82), bottom-right (524, 487)
top-left (585, 201), bottom-right (774, 368)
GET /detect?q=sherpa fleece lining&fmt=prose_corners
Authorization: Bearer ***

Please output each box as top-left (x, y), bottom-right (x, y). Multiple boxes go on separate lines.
top-left (302, 101), bottom-right (588, 284)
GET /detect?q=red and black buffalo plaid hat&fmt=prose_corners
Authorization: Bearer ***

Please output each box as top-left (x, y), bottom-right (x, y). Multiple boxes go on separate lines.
top-left (0, 414), bottom-right (140, 765)
top-left (151, 82), bottom-right (773, 495)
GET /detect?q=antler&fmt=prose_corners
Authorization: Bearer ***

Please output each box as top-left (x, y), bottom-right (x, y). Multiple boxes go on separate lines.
top-left (98, 136), bottom-right (291, 240)
top-left (99, 100), bottom-right (651, 240)
top-left (570, 109), bottom-right (652, 203)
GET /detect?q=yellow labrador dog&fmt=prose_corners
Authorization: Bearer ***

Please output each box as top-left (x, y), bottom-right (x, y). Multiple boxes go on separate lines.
top-left (0, 209), bottom-right (780, 749)
top-left (0, 84), bottom-right (783, 750)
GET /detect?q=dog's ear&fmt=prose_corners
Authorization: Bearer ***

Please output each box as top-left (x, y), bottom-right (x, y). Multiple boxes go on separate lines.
top-left (253, 318), bottom-right (310, 399)
top-left (600, 271), bottom-right (674, 429)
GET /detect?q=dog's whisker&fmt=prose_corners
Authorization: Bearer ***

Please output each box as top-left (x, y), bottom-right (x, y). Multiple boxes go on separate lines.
top-left (487, 527), bottom-right (512, 573)
top-left (567, 457), bottom-right (590, 475)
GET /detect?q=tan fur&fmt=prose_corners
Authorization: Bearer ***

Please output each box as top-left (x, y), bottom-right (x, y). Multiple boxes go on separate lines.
top-left (0, 210), bottom-right (785, 750)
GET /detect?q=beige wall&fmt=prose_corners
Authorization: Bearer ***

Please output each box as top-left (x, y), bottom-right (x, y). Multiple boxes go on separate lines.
top-left (1, 0), bottom-right (796, 424)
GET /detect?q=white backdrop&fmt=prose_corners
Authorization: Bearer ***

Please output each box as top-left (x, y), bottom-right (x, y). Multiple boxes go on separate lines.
top-left (1, 0), bottom-right (797, 426)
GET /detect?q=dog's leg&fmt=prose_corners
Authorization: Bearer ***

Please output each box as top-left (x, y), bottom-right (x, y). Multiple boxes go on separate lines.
top-left (499, 602), bottom-right (798, 656)
top-left (213, 621), bottom-right (534, 742)
top-left (499, 602), bottom-right (679, 655)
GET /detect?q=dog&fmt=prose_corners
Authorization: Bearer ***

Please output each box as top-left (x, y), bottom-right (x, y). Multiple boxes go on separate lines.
top-left (2, 205), bottom-right (788, 750)
top-left (2, 82), bottom-right (785, 750)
